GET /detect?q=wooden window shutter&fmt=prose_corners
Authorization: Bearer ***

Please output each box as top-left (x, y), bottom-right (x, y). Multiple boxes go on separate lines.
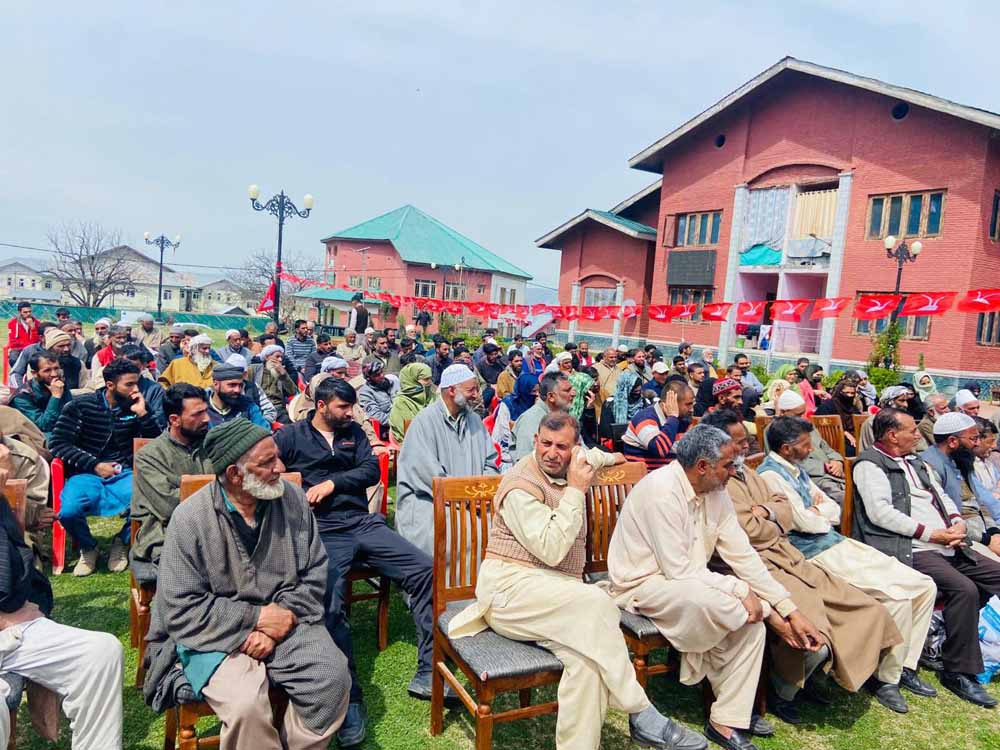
top-left (662, 214), bottom-right (676, 247)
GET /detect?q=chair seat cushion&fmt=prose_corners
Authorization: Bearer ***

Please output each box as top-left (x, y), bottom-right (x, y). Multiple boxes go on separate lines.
top-left (437, 600), bottom-right (563, 682)
top-left (0, 672), bottom-right (25, 711)
top-left (618, 609), bottom-right (662, 640)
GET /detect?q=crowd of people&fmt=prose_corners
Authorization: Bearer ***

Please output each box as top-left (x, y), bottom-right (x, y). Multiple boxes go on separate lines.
top-left (1, 297), bottom-right (1000, 750)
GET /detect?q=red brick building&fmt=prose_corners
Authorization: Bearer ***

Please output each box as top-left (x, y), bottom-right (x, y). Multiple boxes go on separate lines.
top-left (540, 57), bottom-right (1000, 383)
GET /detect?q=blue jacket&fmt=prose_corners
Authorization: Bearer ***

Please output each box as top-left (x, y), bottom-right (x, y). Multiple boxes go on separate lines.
top-left (139, 376), bottom-right (167, 432)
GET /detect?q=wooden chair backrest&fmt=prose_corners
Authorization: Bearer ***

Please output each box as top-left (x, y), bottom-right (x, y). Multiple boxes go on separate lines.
top-left (179, 472), bottom-right (302, 501)
top-left (403, 419), bottom-right (412, 438)
top-left (4, 479), bottom-right (27, 531)
top-left (841, 456), bottom-right (856, 536)
top-left (853, 414), bottom-right (869, 441)
top-left (745, 452), bottom-right (766, 471)
top-left (810, 414), bottom-right (847, 457)
top-left (755, 415), bottom-right (774, 450)
top-left (134, 437), bottom-right (154, 456)
top-left (584, 461), bottom-right (648, 574)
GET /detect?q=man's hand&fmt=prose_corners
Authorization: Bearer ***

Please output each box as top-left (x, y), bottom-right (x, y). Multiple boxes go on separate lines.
top-left (566, 448), bottom-right (596, 493)
top-left (787, 610), bottom-right (824, 651)
top-left (256, 604), bottom-right (297, 641)
top-left (740, 590), bottom-right (764, 624)
top-left (305, 480), bottom-right (335, 507)
top-left (989, 534), bottom-right (1000, 557)
top-left (610, 452), bottom-right (627, 465)
top-left (30, 507), bottom-right (55, 532)
top-left (49, 378), bottom-right (65, 399)
top-left (845, 432), bottom-right (857, 448)
top-left (269, 361), bottom-right (286, 377)
top-left (766, 611), bottom-right (801, 649)
top-left (240, 631), bottom-right (276, 661)
top-left (130, 391), bottom-right (148, 417)
top-left (826, 461), bottom-right (844, 479)
top-left (809, 505), bottom-right (823, 515)
top-left (929, 525), bottom-right (967, 547)
top-left (94, 462), bottom-right (118, 479)
top-left (750, 505), bottom-right (770, 519)
top-left (661, 390), bottom-right (679, 418)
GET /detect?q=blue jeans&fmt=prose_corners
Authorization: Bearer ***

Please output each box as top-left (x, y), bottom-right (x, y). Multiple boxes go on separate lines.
top-left (58, 470), bottom-right (133, 551)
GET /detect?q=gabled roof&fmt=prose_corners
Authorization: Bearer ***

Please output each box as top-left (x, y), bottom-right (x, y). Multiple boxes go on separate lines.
top-left (535, 208), bottom-right (656, 250)
top-left (321, 205), bottom-right (531, 280)
top-left (629, 56), bottom-right (1000, 173)
top-left (610, 180), bottom-right (661, 215)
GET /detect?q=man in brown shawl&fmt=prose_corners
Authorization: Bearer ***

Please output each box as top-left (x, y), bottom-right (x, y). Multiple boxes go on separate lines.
top-left (700, 410), bottom-right (902, 723)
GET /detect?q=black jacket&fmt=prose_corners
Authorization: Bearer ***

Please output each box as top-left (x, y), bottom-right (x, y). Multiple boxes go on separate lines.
top-left (273, 416), bottom-right (380, 526)
top-left (0, 498), bottom-right (51, 616)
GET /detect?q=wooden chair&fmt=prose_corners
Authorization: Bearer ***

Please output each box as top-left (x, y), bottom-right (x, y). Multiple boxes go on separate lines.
top-left (810, 414), bottom-right (847, 458)
top-left (754, 415), bottom-right (774, 451)
top-left (2, 479), bottom-right (27, 750)
top-left (841, 456), bottom-right (857, 536)
top-left (129, 437), bottom-right (155, 689)
top-left (744, 452), bottom-right (766, 471)
top-left (853, 414), bottom-right (870, 444)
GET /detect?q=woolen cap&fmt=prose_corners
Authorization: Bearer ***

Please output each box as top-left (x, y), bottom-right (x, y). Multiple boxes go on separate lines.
top-left (712, 378), bottom-right (741, 398)
top-left (777, 390), bottom-right (805, 410)
top-left (321, 356), bottom-right (348, 372)
top-left (933, 411), bottom-right (977, 436)
top-left (439, 363), bottom-right (475, 389)
top-left (212, 363), bottom-right (245, 381)
top-left (203, 418), bottom-right (272, 475)
top-left (44, 329), bottom-right (70, 349)
top-left (170, 324), bottom-right (185, 335)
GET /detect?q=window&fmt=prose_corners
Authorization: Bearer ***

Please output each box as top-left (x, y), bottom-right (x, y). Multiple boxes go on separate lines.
top-left (349, 275), bottom-right (363, 288)
top-left (977, 312), bottom-right (1000, 346)
top-left (866, 190), bottom-right (945, 239)
top-left (17, 278), bottom-right (23, 288)
top-left (498, 288), bottom-right (507, 305)
top-left (29, 279), bottom-right (36, 289)
top-left (792, 188), bottom-right (838, 239)
top-left (444, 282), bottom-right (467, 301)
top-left (477, 284), bottom-right (486, 294)
top-left (583, 287), bottom-right (617, 307)
top-left (368, 277), bottom-right (381, 290)
top-left (4, 278), bottom-right (10, 287)
top-left (675, 211), bottom-right (722, 247)
top-left (989, 191), bottom-right (1000, 242)
top-left (852, 293), bottom-right (931, 340)
top-left (192, 291), bottom-right (201, 300)
top-left (163, 290), bottom-right (173, 300)
top-left (125, 288), bottom-right (136, 298)
top-left (509, 288), bottom-right (516, 306)
top-left (668, 286), bottom-right (714, 320)
top-left (413, 279), bottom-right (436, 298)
top-left (43, 281), bottom-right (52, 290)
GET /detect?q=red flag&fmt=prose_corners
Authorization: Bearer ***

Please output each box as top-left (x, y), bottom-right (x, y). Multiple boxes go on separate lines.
top-left (466, 301), bottom-right (487, 315)
top-left (810, 297), bottom-right (851, 319)
top-left (581, 306), bottom-right (600, 321)
top-left (530, 303), bottom-right (549, 316)
top-left (700, 302), bottom-right (732, 322)
top-left (444, 301), bottom-right (463, 315)
top-left (548, 306), bottom-right (565, 320)
top-left (486, 303), bottom-right (501, 317)
top-left (648, 305), bottom-right (672, 322)
top-left (899, 292), bottom-right (957, 317)
top-left (734, 301), bottom-right (766, 324)
top-left (563, 307), bottom-right (580, 321)
top-left (771, 299), bottom-right (811, 322)
top-left (256, 281), bottom-right (276, 313)
top-left (956, 289), bottom-right (1000, 313)
top-left (424, 299), bottom-right (444, 313)
top-left (669, 303), bottom-right (697, 320)
top-left (515, 305), bottom-right (530, 318)
top-left (598, 306), bottom-right (616, 320)
top-left (854, 294), bottom-right (902, 320)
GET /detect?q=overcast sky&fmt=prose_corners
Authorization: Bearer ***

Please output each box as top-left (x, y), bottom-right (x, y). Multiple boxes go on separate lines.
top-left (1, 1), bottom-right (994, 288)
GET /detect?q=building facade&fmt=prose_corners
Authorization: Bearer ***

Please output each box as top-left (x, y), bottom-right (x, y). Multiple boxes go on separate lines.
top-left (541, 57), bottom-right (1000, 382)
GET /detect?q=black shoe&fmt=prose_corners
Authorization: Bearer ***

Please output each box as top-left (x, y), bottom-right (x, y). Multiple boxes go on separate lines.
top-left (407, 671), bottom-right (460, 705)
top-left (919, 654), bottom-right (944, 672)
top-left (899, 667), bottom-right (937, 697)
top-left (801, 676), bottom-right (834, 706)
top-left (869, 681), bottom-right (908, 713)
top-left (748, 713), bottom-right (774, 736)
top-left (628, 714), bottom-right (708, 749)
top-left (940, 671), bottom-right (998, 708)
top-left (765, 687), bottom-right (801, 725)
top-left (335, 702), bottom-right (367, 748)
top-left (703, 723), bottom-right (758, 750)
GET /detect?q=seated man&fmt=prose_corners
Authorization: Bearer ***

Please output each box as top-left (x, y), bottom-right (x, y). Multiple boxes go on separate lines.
top-left (12, 327), bottom-right (85, 391)
top-left (131, 384), bottom-right (213, 573)
top-left (357, 360), bottom-right (398, 431)
top-left (120, 345), bottom-right (167, 431)
top-left (449, 413), bottom-right (706, 750)
top-left (703, 409), bottom-right (902, 723)
top-left (773, 390), bottom-right (846, 505)
top-left (143, 419), bottom-right (351, 749)
top-left (511, 371), bottom-right (574, 462)
top-left (49, 358), bottom-right (162, 577)
top-left (708, 377), bottom-right (743, 414)
top-left (0, 430), bottom-right (52, 567)
top-left (10, 348), bottom-right (72, 441)
top-left (363, 333), bottom-right (402, 376)
top-left (397, 364), bottom-right (498, 557)
top-left (206, 359), bottom-right (270, 429)
top-left (609, 424), bottom-right (822, 750)
top-left (917, 393), bottom-right (950, 446)
top-left (336, 329), bottom-right (366, 364)
top-left (153, 324), bottom-right (186, 375)
top-left (622, 381), bottom-right (693, 470)
top-left (857, 386), bottom-right (917, 453)
top-left (215, 328), bottom-right (252, 364)
top-left (158, 333), bottom-right (216, 388)
top-left (274, 378), bottom-right (439, 746)
top-left (301, 333), bottom-right (334, 380)
top-left (255, 344), bottom-right (298, 424)
top-left (850, 408), bottom-right (1000, 707)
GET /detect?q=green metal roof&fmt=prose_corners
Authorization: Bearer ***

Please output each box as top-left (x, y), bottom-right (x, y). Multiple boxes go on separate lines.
top-left (321, 205), bottom-right (532, 280)
top-left (588, 210), bottom-right (656, 236)
top-left (292, 287), bottom-right (377, 304)
top-left (535, 208), bottom-right (657, 249)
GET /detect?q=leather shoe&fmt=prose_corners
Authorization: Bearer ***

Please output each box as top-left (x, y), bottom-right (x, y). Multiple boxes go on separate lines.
top-left (748, 713), bottom-right (774, 736)
top-left (899, 667), bottom-right (937, 697)
top-left (870, 681), bottom-right (908, 713)
top-left (919, 654), bottom-right (943, 672)
top-left (765, 688), bottom-right (801, 725)
top-left (703, 723), bottom-right (759, 750)
top-left (335, 702), bottom-right (367, 748)
top-left (940, 671), bottom-right (998, 708)
top-left (407, 671), bottom-right (460, 705)
top-left (628, 715), bottom-right (708, 749)
top-left (801, 676), bottom-right (834, 706)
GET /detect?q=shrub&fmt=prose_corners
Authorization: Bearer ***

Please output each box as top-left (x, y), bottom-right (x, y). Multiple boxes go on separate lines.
top-left (822, 370), bottom-right (847, 390)
top-left (868, 367), bottom-right (901, 393)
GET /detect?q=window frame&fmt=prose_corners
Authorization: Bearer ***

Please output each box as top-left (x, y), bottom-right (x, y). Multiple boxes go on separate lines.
top-left (367, 277), bottom-right (381, 291)
top-left (666, 285), bottom-right (715, 323)
top-left (989, 190), bottom-right (1000, 242)
top-left (865, 190), bottom-right (946, 240)
top-left (443, 281), bottom-right (467, 301)
top-left (977, 312), bottom-right (1000, 347)
top-left (583, 286), bottom-right (617, 307)
top-left (851, 292), bottom-right (932, 341)
top-left (349, 274), bottom-right (363, 288)
top-left (675, 211), bottom-right (723, 248)
top-left (412, 279), bottom-right (437, 298)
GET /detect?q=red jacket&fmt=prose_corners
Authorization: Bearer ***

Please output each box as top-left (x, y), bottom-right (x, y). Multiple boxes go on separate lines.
top-left (7, 317), bottom-right (38, 351)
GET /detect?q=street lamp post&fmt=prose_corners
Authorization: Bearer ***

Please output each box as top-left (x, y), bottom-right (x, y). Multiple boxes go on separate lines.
top-left (882, 234), bottom-right (923, 367)
top-left (247, 185), bottom-right (314, 326)
top-left (143, 232), bottom-right (182, 322)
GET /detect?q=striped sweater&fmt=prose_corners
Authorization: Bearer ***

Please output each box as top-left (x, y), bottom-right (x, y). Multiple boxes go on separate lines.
top-left (622, 404), bottom-right (688, 470)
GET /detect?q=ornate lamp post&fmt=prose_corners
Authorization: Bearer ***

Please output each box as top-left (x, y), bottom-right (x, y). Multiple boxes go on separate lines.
top-left (247, 185), bottom-right (314, 326)
top-left (143, 232), bottom-right (181, 322)
top-left (882, 235), bottom-right (924, 367)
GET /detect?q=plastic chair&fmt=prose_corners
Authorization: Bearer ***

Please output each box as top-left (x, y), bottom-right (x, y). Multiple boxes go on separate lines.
top-left (50, 458), bottom-right (67, 575)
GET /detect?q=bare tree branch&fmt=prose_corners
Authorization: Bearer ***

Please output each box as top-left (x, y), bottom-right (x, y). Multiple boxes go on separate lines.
top-left (45, 221), bottom-right (139, 308)
top-left (234, 249), bottom-right (319, 320)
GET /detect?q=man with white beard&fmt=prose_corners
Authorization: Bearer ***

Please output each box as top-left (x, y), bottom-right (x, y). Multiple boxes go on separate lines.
top-left (143, 418), bottom-right (352, 750)
top-left (158, 333), bottom-right (216, 388)
top-left (396, 363), bottom-right (499, 557)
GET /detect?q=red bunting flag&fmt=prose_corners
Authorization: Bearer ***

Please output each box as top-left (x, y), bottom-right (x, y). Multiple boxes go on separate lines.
top-left (621, 305), bottom-right (642, 319)
top-left (466, 301), bottom-right (487, 315)
top-left (809, 297), bottom-right (851, 319)
top-left (854, 294), bottom-right (902, 320)
top-left (256, 281), bottom-right (276, 313)
top-left (425, 299), bottom-right (444, 313)
top-left (669, 303), bottom-right (697, 320)
top-left (598, 306), bottom-right (616, 320)
top-left (563, 307), bottom-right (580, 321)
top-left (734, 301), bottom-right (766, 324)
top-left (648, 305), bottom-right (672, 322)
top-left (899, 292), bottom-right (957, 317)
top-left (515, 305), bottom-right (530, 318)
top-left (548, 306), bottom-right (565, 320)
top-left (956, 289), bottom-right (1000, 313)
top-left (700, 302), bottom-right (732, 322)
top-left (444, 301), bottom-right (463, 315)
top-left (581, 306), bottom-right (601, 321)
top-left (487, 303), bottom-right (502, 317)
top-left (531, 303), bottom-right (549, 316)
top-left (770, 299), bottom-right (811, 322)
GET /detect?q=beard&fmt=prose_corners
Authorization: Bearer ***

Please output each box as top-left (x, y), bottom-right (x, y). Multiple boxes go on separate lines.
top-left (368, 377), bottom-right (392, 392)
top-left (733, 454), bottom-right (745, 473)
top-left (219, 390), bottom-right (243, 406)
top-left (320, 409), bottom-right (353, 432)
top-left (239, 466), bottom-right (285, 500)
top-left (180, 423), bottom-right (209, 442)
top-left (953, 446), bottom-right (977, 482)
top-left (192, 353), bottom-right (212, 372)
top-left (453, 392), bottom-right (473, 411)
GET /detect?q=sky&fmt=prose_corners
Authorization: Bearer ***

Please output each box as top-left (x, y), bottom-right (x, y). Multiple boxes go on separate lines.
top-left (1, 1), bottom-right (995, 289)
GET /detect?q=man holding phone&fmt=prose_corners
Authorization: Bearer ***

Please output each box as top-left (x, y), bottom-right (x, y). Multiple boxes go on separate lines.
top-left (50, 358), bottom-right (162, 576)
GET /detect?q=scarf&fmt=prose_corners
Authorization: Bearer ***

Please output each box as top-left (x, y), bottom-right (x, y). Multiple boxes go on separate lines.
top-left (758, 454), bottom-right (844, 556)
top-left (503, 372), bottom-right (538, 423)
top-left (393, 363), bottom-right (435, 418)
top-left (613, 370), bottom-right (643, 424)
top-left (568, 371), bottom-right (593, 420)
top-left (913, 370), bottom-right (937, 402)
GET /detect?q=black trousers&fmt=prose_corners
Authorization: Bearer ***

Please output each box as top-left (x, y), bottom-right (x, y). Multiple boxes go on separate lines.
top-left (320, 512), bottom-right (434, 703)
top-left (912, 549), bottom-right (1000, 674)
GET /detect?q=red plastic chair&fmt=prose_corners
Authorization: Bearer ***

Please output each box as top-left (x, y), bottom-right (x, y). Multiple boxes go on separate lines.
top-left (271, 421), bottom-right (284, 431)
top-left (2, 345), bottom-right (8, 386)
top-left (378, 452), bottom-right (389, 515)
top-left (51, 458), bottom-right (67, 574)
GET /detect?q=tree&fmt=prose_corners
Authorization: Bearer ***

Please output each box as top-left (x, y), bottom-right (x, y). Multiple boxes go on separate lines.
top-left (46, 221), bottom-right (139, 308)
top-left (233, 249), bottom-right (319, 322)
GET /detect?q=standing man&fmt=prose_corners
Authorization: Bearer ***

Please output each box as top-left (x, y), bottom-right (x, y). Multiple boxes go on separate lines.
top-left (134, 313), bottom-right (165, 351)
top-left (576, 340), bottom-right (593, 368)
top-left (6, 301), bottom-right (39, 366)
top-left (475, 342), bottom-right (505, 407)
top-left (347, 293), bottom-right (370, 335)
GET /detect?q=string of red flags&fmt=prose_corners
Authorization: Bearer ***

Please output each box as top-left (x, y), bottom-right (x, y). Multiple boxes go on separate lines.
top-left (278, 272), bottom-right (1000, 325)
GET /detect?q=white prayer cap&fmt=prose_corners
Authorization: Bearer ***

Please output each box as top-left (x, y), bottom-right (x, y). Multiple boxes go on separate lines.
top-left (955, 389), bottom-right (978, 407)
top-left (617, 344), bottom-right (629, 353)
top-left (95, 317), bottom-right (111, 327)
top-left (651, 361), bottom-right (670, 374)
top-left (260, 344), bottom-right (284, 359)
top-left (440, 363), bottom-right (476, 389)
top-left (170, 323), bottom-right (185, 335)
top-left (879, 385), bottom-right (909, 405)
top-left (225, 353), bottom-right (248, 369)
top-left (321, 356), bottom-right (348, 372)
top-left (364, 327), bottom-right (376, 334)
top-left (137, 312), bottom-right (154, 322)
top-left (225, 328), bottom-right (240, 339)
top-left (933, 411), bottom-right (977, 436)
top-left (777, 390), bottom-right (805, 410)
top-left (191, 334), bottom-right (213, 347)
